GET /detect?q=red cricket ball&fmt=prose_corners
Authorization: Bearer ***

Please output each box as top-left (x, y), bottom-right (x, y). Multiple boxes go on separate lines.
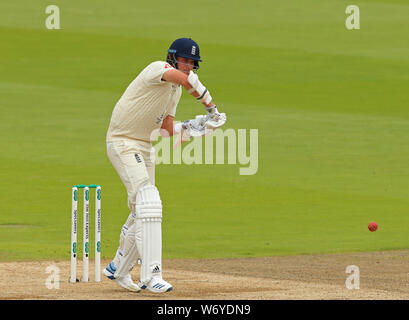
top-left (368, 222), bottom-right (378, 232)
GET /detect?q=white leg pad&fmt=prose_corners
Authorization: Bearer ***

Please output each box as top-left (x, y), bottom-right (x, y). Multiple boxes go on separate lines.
top-left (114, 223), bottom-right (138, 278)
top-left (136, 184), bottom-right (163, 284)
top-left (113, 212), bottom-right (136, 267)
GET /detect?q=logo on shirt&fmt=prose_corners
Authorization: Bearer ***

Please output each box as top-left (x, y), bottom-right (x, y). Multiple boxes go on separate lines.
top-left (191, 46), bottom-right (196, 55)
top-left (156, 112), bottom-right (165, 124)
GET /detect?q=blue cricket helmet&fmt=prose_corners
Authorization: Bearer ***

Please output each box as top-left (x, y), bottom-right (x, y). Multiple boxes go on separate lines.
top-left (166, 38), bottom-right (201, 70)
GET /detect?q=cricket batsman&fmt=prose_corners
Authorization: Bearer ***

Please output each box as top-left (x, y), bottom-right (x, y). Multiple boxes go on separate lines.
top-left (102, 38), bottom-right (227, 292)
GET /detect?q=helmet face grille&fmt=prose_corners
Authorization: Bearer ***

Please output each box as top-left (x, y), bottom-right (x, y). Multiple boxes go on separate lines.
top-left (166, 53), bottom-right (177, 68)
top-left (166, 53), bottom-right (199, 71)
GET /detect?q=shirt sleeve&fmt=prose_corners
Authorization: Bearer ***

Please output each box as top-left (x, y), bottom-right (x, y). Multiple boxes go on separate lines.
top-left (168, 87), bottom-right (182, 117)
top-left (143, 61), bottom-right (174, 85)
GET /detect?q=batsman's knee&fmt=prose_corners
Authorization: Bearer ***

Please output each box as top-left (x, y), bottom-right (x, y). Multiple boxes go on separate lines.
top-left (127, 178), bottom-right (152, 213)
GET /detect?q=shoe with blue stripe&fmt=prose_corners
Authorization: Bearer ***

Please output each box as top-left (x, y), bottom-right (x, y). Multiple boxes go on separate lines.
top-left (138, 277), bottom-right (173, 293)
top-left (102, 262), bottom-right (117, 280)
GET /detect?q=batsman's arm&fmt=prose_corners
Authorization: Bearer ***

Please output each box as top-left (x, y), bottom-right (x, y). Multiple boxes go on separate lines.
top-left (162, 69), bottom-right (226, 129)
top-left (162, 69), bottom-right (215, 109)
top-left (160, 115), bottom-right (175, 137)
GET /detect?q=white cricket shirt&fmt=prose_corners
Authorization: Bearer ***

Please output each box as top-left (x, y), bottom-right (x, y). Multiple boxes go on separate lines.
top-left (106, 61), bottom-right (182, 143)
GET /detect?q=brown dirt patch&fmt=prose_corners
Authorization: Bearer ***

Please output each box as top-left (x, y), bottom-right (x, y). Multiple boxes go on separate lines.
top-left (1, 250), bottom-right (409, 300)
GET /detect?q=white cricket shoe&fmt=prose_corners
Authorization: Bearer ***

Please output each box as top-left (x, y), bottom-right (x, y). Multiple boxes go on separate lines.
top-left (103, 261), bottom-right (141, 292)
top-left (113, 274), bottom-right (141, 292)
top-left (139, 277), bottom-right (173, 293)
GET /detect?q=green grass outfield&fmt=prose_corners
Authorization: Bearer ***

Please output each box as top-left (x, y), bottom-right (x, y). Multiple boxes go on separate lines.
top-left (0, 0), bottom-right (408, 262)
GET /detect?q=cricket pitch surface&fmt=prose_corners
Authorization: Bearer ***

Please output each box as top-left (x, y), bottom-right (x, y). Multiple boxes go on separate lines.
top-left (1, 250), bottom-right (409, 300)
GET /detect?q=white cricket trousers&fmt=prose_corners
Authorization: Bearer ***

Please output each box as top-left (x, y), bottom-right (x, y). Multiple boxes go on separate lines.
top-left (106, 139), bottom-right (156, 213)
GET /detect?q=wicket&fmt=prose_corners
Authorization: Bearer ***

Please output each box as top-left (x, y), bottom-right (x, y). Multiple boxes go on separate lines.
top-left (70, 184), bottom-right (101, 283)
